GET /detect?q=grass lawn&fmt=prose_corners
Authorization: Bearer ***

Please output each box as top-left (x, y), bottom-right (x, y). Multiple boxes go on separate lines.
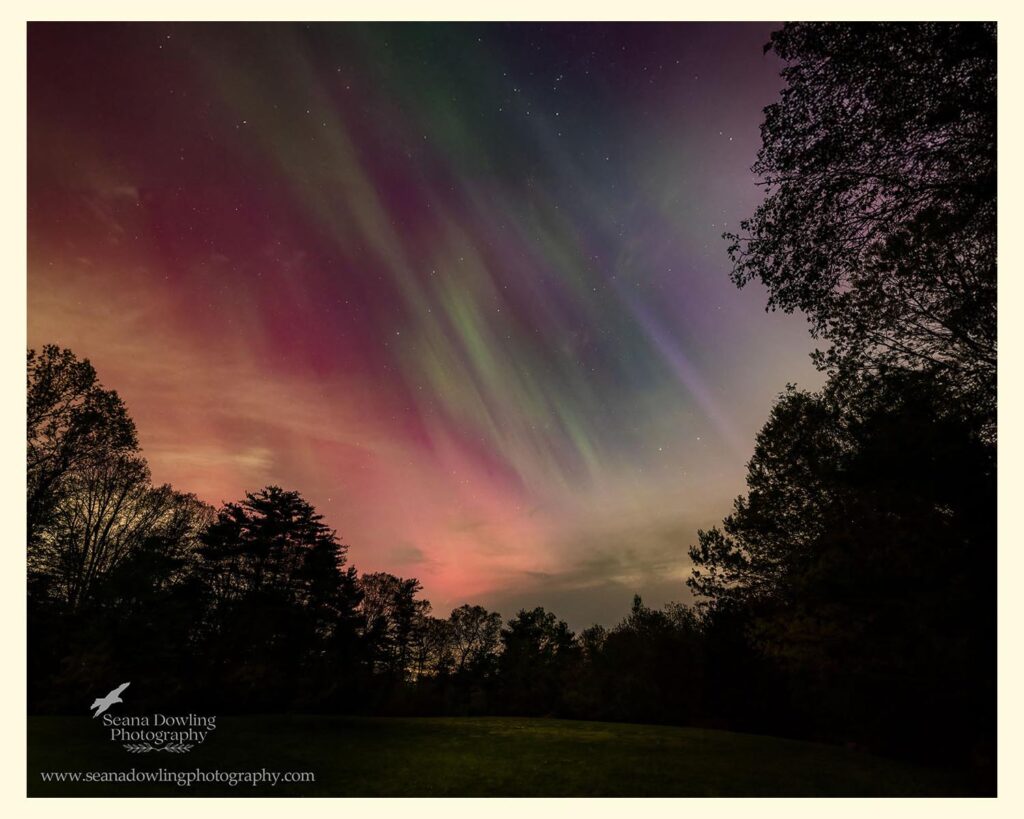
top-left (28, 714), bottom-right (974, 797)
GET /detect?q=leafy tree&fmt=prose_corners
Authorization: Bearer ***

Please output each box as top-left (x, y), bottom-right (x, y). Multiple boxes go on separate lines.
top-left (200, 486), bottom-right (353, 602)
top-left (358, 571), bottom-right (430, 679)
top-left (30, 454), bottom-right (209, 610)
top-left (498, 607), bottom-right (578, 715)
top-left (27, 345), bottom-right (210, 710)
top-left (27, 345), bottom-right (138, 547)
top-left (726, 23), bottom-right (996, 414)
top-left (198, 486), bottom-right (361, 707)
top-left (708, 23), bottom-right (996, 772)
top-left (413, 615), bottom-right (455, 678)
top-left (578, 624), bottom-right (607, 660)
top-left (447, 604), bottom-right (503, 675)
top-left (575, 596), bottom-right (705, 724)
top-left (688, 367), bottom-right (995, 758)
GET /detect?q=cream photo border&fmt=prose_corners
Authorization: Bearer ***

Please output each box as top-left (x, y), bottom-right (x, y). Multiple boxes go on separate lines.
top-left (1, 2), bottom-right (1020, 816)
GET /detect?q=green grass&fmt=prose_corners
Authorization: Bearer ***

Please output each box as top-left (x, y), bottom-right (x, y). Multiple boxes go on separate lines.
top-left (28, 714), bottom-right (971, 797)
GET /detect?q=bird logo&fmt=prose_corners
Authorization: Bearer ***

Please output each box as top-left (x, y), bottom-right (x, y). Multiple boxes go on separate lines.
top-left (90, 682), bottom-right (130, 718)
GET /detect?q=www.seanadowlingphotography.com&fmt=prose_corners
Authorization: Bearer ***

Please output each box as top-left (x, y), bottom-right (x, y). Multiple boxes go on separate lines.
top-left (38, 768), bottom-right (316, 788)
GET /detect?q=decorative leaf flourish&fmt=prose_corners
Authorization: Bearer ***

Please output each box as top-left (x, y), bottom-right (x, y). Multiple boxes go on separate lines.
top-left (122, 741), bottom-right (194, 753)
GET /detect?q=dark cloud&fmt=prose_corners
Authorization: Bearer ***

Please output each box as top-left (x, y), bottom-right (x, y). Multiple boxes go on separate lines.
top-left (474, 516), bottom-right (702, 629)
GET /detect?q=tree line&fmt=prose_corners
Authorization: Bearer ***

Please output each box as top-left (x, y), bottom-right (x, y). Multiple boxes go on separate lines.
top-left (28, 22), bottom-right (995, 785)
top-left (25, 356), bottom-right (749, 731)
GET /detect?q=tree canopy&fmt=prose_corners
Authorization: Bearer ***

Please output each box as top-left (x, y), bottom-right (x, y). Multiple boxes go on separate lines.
top-left (28, 345), bottom-right (139, 547)
top-left (726, 23), bottom-right (996, 415)
top-left (688, 365), bottom-right (995, 759)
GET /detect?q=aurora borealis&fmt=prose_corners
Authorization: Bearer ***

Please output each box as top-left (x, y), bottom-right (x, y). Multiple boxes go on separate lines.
top-left (28, 22), bottom-right (820, 626)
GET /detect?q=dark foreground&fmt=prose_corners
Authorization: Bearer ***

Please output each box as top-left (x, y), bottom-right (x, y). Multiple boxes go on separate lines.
top-left (29, 715), bottom-right (977, 797)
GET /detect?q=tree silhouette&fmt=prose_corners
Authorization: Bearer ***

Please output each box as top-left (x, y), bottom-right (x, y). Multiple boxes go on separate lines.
top-left (31, 454), bottom-right (208, 610)
top-left (414, 615), bottom-right (456, 678)
top-left (706, 25), bottom-right (996, 773)
top-left (688, 367), bottom-right (995, 760)
top-left (448, 604), bottom-right (503, 675)
top-left (358, 571), bottom-right (430, 680)
top-left (27, 345), bottom-right (138, 549)
top-left (726, 23), bottom-right (996, 416)
top-left (498, 607), bottom-right (578, 715)
top-left (569, 596), bottom-right (706, 725)
top-left (27, 345), bottom-right (208, 710)
top-left (197, 486), bottom-right (361, 708)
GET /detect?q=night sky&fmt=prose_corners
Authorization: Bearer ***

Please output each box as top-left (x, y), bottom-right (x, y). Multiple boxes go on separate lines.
top-left (28, 22), bottom-right (820, 627)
